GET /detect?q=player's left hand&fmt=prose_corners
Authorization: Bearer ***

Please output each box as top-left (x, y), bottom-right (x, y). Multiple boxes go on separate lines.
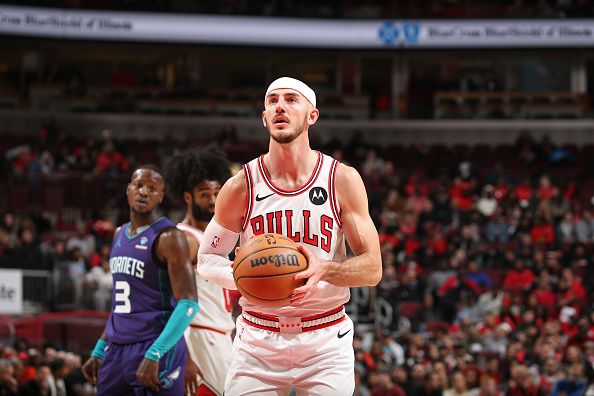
top-left (136, 357), bottom-right (160, 392)
top-left (290, 245), bottom-right (328, 304)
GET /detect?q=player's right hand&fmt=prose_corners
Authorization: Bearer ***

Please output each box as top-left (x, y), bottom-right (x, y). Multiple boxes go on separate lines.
top-left (184, 358), bottom-right (203, 395)
top-left (81, 356), bottom-right (102, 385)
top-left (290, 244), bottom-right (329, 304)
top-left (136, 357), bottom-right (160, 392)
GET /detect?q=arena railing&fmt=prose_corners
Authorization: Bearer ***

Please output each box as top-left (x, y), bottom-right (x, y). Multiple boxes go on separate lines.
top-left (21, 269), bottom-right (53, 314)
top-left (3, 109), bottom-right (594, 147)
top-left (2, 263), bottom-right (109, 314)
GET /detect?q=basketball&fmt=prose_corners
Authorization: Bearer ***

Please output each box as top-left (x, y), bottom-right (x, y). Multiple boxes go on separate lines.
top-left (233, 233), bottom-right (308, 307)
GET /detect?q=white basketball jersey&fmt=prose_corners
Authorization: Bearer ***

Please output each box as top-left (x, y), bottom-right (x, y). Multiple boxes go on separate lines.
top-left (177, 223), bottom-right (236, 333)
top-left (240, 151), bottom-right (348, 317)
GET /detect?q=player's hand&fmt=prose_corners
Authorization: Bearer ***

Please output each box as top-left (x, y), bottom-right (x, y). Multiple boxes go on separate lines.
top-left (184, 358), bottom-right (203, 395)
top-left (290, 245), bottom-right (328, 304)
top-left (81, 356), bottom-right (103, 385)
top-left (136, 358), bottom-right (160, 392)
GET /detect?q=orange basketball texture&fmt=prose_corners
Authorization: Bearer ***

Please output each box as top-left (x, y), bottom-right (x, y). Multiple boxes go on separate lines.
top-left (233, 233), bottom-right (308, 307)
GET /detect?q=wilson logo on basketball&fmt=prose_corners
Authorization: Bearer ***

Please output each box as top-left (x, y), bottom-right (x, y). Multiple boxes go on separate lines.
top-left (251, 254), bottom-right (301, 268)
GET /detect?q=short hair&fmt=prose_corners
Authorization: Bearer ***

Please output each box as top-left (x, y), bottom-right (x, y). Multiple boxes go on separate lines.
top-left (131, 164), bottom-right (165, 181)
top-left (164, 145), bottom-right (231, 204)
top-left (49, 358), bottom-right (65, 372)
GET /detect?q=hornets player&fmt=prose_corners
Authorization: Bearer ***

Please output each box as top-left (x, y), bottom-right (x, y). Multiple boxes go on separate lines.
top-left (82, 165), bottom-right (198, 395)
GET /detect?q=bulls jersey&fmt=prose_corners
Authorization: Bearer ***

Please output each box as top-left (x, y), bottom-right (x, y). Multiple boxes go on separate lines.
top-left (106, 217), bottom-right (177, 344)
top-left (177, 223), bottom-right (235, 333)
top-left (240, 151), bottom-right (348, 316)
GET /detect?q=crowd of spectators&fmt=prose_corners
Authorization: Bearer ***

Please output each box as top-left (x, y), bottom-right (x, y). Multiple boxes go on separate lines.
top-left (3, 127), bottom-right (594, 394)
top-left (4, 120), bottom-right (131, 178)
top-left (0, 122), bottom-right (245, 311)
top-left (349, 131), bottom-right (594, 395)
top-left (0, 341), bottom-right (91, 396)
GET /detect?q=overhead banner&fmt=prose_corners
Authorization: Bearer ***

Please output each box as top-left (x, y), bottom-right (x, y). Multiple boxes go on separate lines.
top-left (0, 269), bottom-right (22, 314)
top-left (0, 5), bottom-right (593, 48)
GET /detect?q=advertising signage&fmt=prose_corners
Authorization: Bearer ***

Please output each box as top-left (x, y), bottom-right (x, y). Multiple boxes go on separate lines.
top-left (1, 5), bottom-right (593, 48)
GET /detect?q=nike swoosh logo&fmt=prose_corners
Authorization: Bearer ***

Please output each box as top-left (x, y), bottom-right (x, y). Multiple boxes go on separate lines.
top-left (337, 329), bottom-right (351, 339)
top-left (255, 193), bottom-right (274, 202)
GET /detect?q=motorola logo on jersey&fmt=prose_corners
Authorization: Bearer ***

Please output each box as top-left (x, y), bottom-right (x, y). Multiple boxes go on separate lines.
top-left (309, 187), bottom-right (328, 205)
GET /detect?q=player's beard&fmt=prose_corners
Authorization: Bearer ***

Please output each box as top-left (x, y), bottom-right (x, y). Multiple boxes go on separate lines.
top-left (267, 114), bottom-right (307, 144)
top-left (191, 200), bottom-right (214, 222)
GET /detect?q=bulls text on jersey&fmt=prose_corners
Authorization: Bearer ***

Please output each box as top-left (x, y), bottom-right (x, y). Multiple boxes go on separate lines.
top-left (249, 209), bottom-right (333, 253)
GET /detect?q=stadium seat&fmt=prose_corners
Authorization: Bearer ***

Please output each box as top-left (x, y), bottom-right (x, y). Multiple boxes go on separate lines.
top-left (398, 301), bottom-right (423, 318)
top-left (424, 321), bottom-right (450, 333)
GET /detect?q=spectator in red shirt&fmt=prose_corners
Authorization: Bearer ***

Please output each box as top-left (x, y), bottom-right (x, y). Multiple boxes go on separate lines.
top-left (95, 143), bottom-right (129, 174)
top-left (406, 192), bottom-right (433, 224)
top-left (530, 216), bottom-right (555, 244)
top-left (503, 259), bottom-right (535, 292)
top-left (450, 177), bottom-right (475, 212)
top-left (530, 272), bottom-right (556, 315)
top-left (514, 178), bottom-right (533, 209)
top-left (400, 212), bottom-right (417, 237)
top-left (558, 268), bottom-right (586, 312)
top-left (428, 231), bottom-right (448, 257)
top-left (537, 175), bottom-right (558, 200)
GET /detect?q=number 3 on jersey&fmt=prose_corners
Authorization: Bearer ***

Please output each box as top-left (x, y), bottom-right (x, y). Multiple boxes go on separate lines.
top-left (114, 280), bottom-right (131, 313)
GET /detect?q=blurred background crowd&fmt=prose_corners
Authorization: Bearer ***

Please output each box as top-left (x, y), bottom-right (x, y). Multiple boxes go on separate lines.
top-left (3, 125), bottom-right (594, 395)
top-left (0, 341), bottom-right (90, 396)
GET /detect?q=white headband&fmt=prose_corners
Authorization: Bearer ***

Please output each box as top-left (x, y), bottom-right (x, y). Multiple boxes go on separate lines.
top-left (265, 77), bottom-right (316, 108)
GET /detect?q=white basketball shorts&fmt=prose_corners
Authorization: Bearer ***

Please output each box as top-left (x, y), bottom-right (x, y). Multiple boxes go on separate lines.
top-left (225, 314), bottom-right (355, 396)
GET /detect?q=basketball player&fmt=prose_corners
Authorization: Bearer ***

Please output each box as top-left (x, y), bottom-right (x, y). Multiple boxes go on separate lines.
top-left (197, 77), bottom-right (382, 395)
top-left (82, 165), bottom-right (198, 395)
top-left (164, 148), bottom-right (235, 396)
